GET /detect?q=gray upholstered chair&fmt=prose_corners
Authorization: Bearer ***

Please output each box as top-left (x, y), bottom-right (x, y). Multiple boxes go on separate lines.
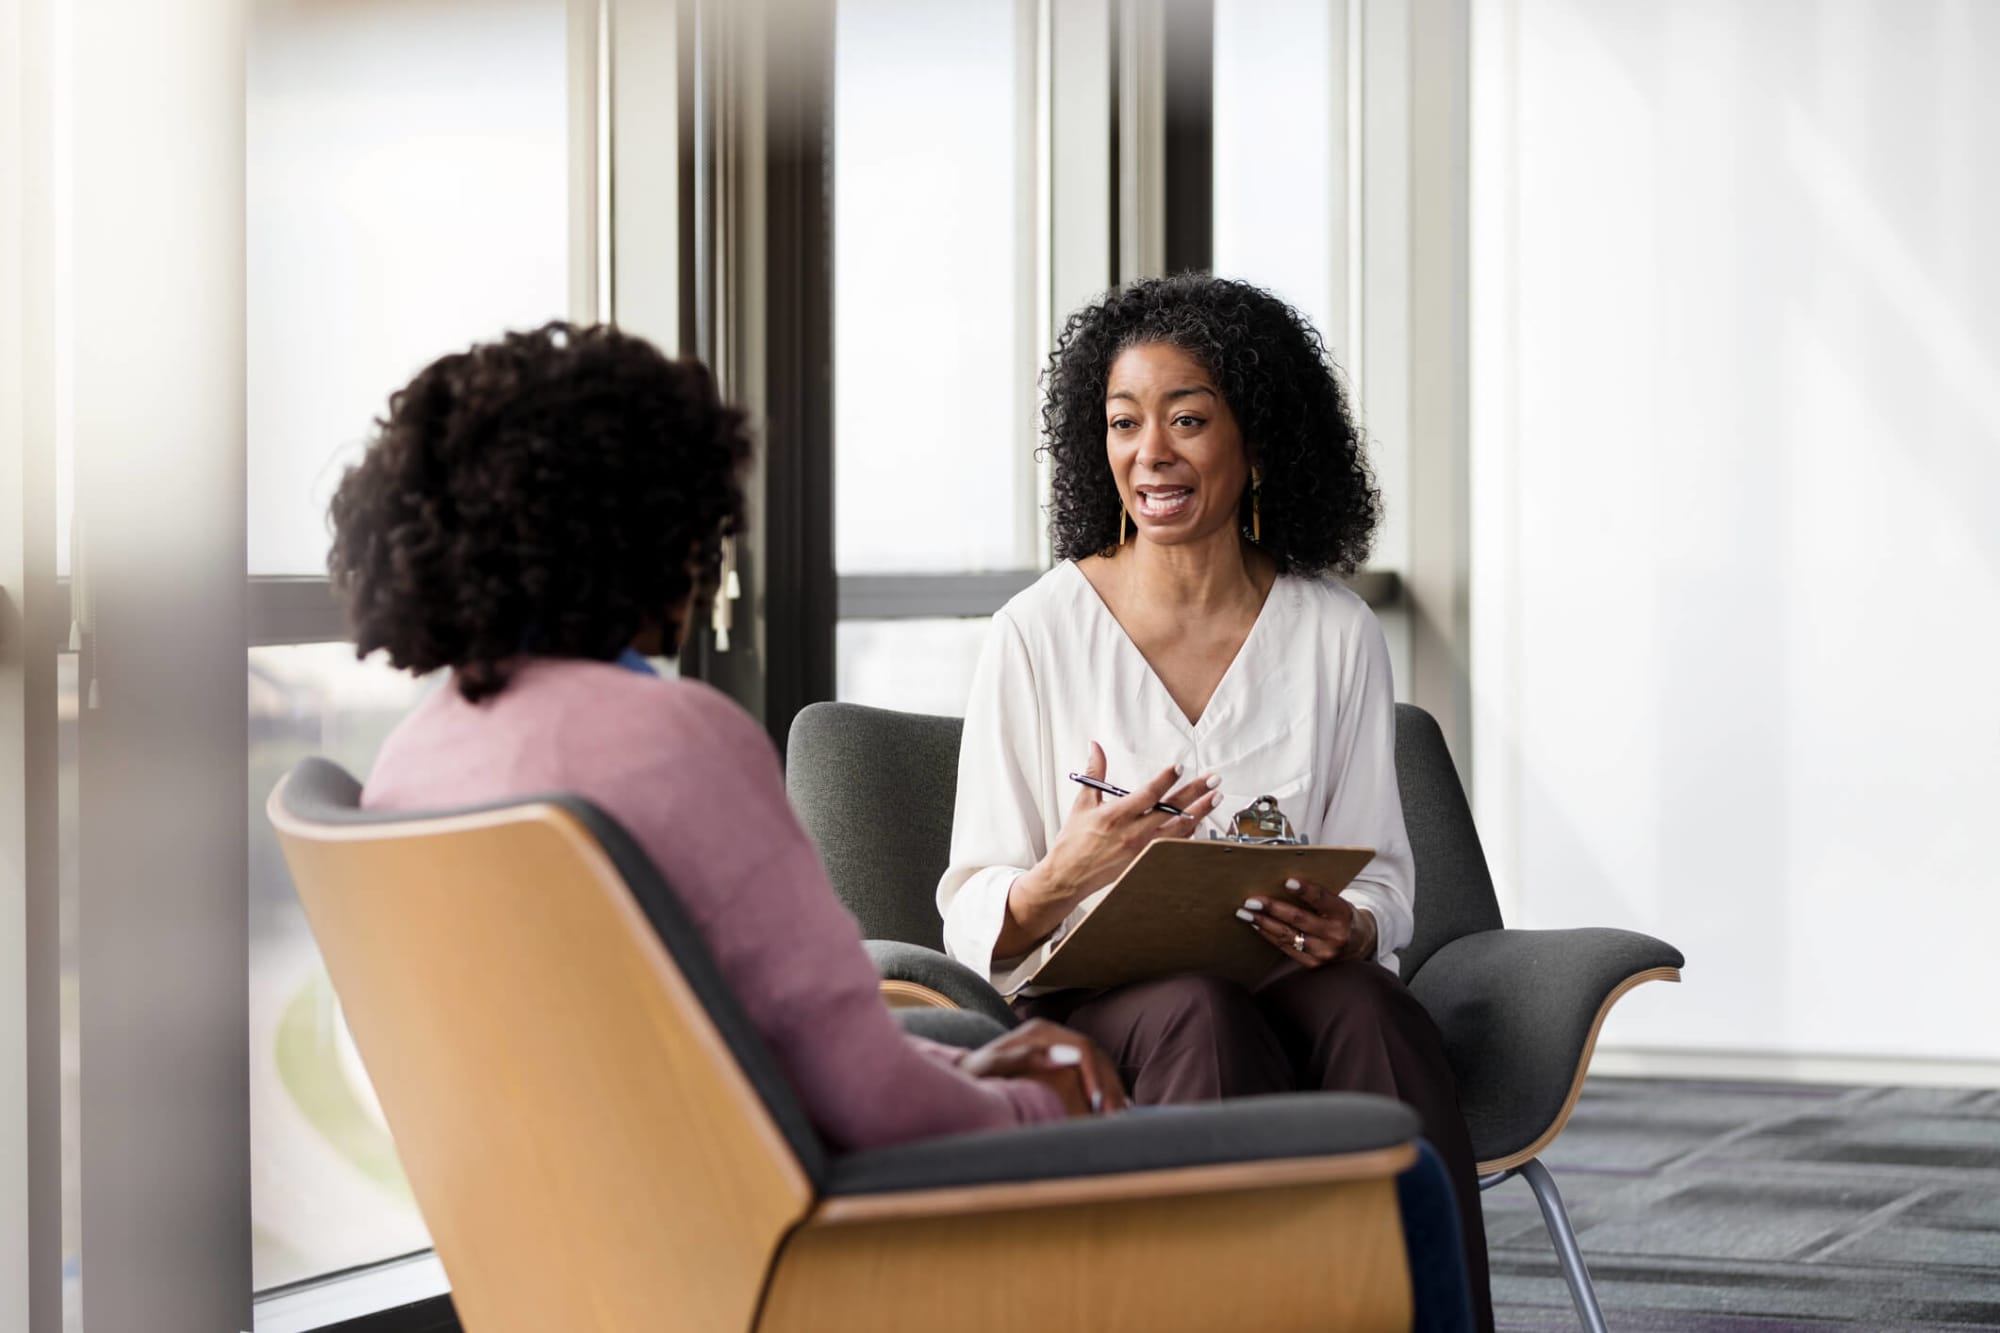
top-left (270, 759), bottom-right (1425, 1333)
top-left (788, 700), bottom-right (1685, 1333)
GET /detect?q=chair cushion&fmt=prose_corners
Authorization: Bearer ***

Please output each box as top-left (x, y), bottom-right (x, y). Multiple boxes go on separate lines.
top-left (1406, 926), bottom-right (1685, 1164)
top-left (825, 1092), bottom-right (1420, 1197)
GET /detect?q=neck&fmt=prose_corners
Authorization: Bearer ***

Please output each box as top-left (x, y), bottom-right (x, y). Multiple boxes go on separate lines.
top-left (1119, 526), bottom-right (1265, 614)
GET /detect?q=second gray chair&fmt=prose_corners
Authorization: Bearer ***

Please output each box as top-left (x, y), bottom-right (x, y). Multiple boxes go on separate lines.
top-left (788, 699), bottom-right (1684, 1333)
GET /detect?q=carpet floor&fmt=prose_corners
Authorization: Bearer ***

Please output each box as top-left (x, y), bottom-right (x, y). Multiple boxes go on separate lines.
top-left (1485, 1077), bottom-right (2000, 1330)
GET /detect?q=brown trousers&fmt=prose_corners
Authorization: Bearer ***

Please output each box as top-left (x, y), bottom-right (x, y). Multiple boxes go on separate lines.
top-left (1018, 963), bottom-right (1493, 1333)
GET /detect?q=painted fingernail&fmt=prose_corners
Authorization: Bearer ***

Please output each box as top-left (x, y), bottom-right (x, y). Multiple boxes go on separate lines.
top-left (1244, 897), bottom-right (1265, 911)
top-left (1205, 774), bottom-right (1222, 789)
top-left (1046, 1044), bottom-right (1083, 1066)
top-left (1234, 908), bottom-right (1257, 923)
top-left (1090, 1087), bottom-right (1104, 1113)
top-left (1284, 878), bottom-right (1300, 890)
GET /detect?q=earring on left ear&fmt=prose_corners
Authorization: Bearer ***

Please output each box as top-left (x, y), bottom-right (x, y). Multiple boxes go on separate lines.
top-left (1250, 467), bottom-right (1263, 544)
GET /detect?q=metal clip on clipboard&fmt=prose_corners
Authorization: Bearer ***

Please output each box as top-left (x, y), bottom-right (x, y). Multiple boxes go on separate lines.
top-left (1210, 795), bottom-right (1304, 846)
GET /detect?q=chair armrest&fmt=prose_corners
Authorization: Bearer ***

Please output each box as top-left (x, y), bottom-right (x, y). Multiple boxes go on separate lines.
top-left (1406, 926), bottom-right (1683, 1169)
top-left (823, 1092), bottom-right (1418, 1211)
top-left (893, 1007), bottom-right (1009, 1049)
top-left (864, 939), bottom-right (1018, 1028)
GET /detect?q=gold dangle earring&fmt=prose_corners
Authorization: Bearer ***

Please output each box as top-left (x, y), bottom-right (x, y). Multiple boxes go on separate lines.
top-left (1119, 506), bottom-right (1129, 546)
top-left (1250, 467), bottom-right (1263, 544)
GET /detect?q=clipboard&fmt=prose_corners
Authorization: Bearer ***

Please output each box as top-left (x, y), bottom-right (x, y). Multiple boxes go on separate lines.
top-left (1000, 839), bottom-right (1376, 996)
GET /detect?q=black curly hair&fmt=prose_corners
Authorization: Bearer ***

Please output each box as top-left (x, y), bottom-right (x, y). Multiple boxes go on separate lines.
top-left (327, 321), bottom-right (751, 701)
top-left (1041, 273), bottom-right (1379, 573)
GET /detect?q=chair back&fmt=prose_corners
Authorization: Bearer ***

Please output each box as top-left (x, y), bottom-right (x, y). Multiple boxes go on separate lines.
top-left (788, 701), bottom-right (1503, 981)
top-left (787, 703), bottom-right (964, 951)
top-left (1391, 703), bottom-right (1504, 979)
top-left (268, 759), bottom-right (822, 1333)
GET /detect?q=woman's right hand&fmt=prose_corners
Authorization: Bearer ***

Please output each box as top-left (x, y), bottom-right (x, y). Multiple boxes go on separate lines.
top-left (960, 1018), bottom-right (1130, 1117)
top-left (997, 743), bottom-right (1224, 957)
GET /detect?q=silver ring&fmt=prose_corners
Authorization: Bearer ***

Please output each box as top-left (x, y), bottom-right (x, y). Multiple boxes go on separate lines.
top-left (1293, 931), bottom-right (1308, 953)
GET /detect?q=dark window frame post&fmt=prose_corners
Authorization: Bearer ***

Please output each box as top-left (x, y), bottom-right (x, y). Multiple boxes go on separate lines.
top-left (760, 0), bottom-right (837, 755)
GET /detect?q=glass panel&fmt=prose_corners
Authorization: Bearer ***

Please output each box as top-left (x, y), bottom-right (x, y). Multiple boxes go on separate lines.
top-left (246, 0), bottom-right (570, 577)
top-left (249, 643), bottom-right (438, 1290)
top-left (1212, 0), bottom-right (1343, 355)
top-left (836, 618), bottom-right (993, 718)
top-left (833, 0), bottom-right (1033, 575)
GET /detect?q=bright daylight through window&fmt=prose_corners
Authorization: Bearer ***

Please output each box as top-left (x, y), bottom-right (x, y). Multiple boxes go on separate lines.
top-left (832, 0), bottom-right (1035, 717)
top-left (245, 0), bottom-right (569, 1289)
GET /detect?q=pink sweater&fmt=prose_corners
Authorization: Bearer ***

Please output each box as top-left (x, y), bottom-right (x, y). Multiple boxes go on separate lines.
top-left (363, 657), bottom-right (1063, 1151)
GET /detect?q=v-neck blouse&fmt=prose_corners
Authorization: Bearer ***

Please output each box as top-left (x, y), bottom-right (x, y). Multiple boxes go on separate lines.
top-left (937, 560), bottom-right (1416, 993)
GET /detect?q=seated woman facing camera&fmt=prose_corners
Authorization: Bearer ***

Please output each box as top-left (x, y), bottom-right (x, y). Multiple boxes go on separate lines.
top-left (338, 322), bottom-right (1127, 1150)
top-left (939, 275), bottom-right (1491, 1328)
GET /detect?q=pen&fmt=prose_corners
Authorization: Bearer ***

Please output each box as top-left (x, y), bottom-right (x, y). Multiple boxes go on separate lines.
top-left (1067, 772), bottom-right (1188, 818)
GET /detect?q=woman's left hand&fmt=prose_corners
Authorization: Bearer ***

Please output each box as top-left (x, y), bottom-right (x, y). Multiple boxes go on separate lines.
top-left (1237, 879), bottom-right (1377, 968)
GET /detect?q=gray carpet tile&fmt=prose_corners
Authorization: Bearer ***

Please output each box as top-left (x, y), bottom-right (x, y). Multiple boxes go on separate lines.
top-left (1485, 1075), bottom-right (2000, 1330)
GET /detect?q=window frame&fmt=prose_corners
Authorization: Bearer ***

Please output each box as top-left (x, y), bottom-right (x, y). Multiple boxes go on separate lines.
top-left (7, 3), bottom-right (1441, 1330)
top-left (826, 0), bottom-right (1405, 665)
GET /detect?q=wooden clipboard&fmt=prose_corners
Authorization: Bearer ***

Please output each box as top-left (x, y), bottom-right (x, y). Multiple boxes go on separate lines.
top-left (1005, 840), bottom-right (1377, 995)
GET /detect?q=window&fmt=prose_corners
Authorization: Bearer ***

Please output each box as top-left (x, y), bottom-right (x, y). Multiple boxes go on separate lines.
top-left (247, 0), bottom-right (570, 579)
top-left (1209, 0), bottom-right (1413, 689)
top-left (245, 0), bottom-right (571, 1290)
top-left (248, 646), bottom-right (436, 1290)
top-left (1211, 0), bottom-right (1347, 355)
top-left (831, 0), bottom-right (1038, 717)
top-left (12, 5), bottom-right (1438, 1327)
top-left (835, 619), bottom-right (997, 716)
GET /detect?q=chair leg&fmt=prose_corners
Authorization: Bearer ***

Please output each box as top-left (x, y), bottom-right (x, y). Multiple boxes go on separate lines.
top-left (1518, 1157), bottom-right (1608, 1333)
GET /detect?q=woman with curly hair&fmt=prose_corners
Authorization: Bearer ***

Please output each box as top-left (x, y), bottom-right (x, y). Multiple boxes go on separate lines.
top-left (938, 275), bottom-right (1490, 1327)
top-left (338, 322), bottom-right (1129, 1151)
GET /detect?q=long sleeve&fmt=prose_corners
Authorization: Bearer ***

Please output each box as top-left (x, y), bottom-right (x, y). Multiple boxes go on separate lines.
top-left (581, 683), bottom-right (1065, 1151)
top-left (1314, 604), bottom-right (1417, 970)
top-left (936, 610), bottom-right (1052, 983)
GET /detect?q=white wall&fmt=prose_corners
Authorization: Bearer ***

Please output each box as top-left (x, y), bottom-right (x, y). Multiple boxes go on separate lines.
top-left (1472, 0), bottom-right (2000, 1068)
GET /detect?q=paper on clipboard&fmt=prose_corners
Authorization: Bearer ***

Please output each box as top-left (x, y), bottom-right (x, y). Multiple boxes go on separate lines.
top-left (994, 839), bottom-right (1376, 996)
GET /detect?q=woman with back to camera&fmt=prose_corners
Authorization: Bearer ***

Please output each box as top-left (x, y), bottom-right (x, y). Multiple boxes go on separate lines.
top-left (939, 274), bottom-right (1492, 1328)
top-left (334, 321), bottom-right (1130, 1152)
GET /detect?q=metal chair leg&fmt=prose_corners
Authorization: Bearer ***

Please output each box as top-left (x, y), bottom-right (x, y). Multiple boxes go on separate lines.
top-left (1518, 1157), bottom-right (1608, 1333)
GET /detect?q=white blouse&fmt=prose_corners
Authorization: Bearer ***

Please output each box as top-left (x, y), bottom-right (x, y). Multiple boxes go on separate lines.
top-left (937, 560), bottom-right (1416, 995)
